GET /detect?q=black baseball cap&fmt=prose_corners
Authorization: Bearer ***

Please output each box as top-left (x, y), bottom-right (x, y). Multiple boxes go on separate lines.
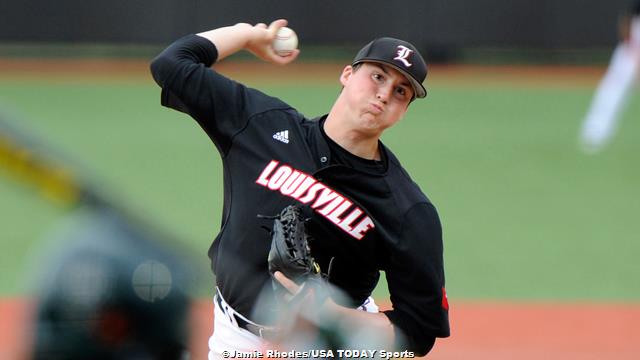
top-left (352, 37), bottom-right (428, 99)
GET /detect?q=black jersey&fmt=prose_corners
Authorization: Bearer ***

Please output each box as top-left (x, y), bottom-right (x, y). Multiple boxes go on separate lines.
top-left (151, 34), bottom-right (450, 354)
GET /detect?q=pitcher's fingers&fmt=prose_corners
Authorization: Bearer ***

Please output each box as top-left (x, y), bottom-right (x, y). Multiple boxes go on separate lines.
top-left (274, 271), bottom-right (300, 294)
top-left (268, 19), bottom-right (288, 35)
top-left (271, 49), bottom-right (300, 65)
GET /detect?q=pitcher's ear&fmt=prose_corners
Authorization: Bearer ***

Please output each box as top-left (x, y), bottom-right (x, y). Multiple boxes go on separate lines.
top-left (339, 65), bottom-right (354, 86)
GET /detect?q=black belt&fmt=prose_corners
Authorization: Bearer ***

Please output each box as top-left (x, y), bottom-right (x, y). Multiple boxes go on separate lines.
top-left (215, 289), bottom-right (279, 340)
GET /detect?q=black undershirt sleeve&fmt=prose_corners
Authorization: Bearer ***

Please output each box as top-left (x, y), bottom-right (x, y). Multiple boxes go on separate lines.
top-left (149, 34), bottom-right (253, 155)
top-left (383, 202), bottom-right (449, 356)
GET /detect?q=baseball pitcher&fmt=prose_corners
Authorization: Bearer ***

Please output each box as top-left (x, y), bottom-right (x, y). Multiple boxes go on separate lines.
top-left (151, 19), bottom-right (450, 358)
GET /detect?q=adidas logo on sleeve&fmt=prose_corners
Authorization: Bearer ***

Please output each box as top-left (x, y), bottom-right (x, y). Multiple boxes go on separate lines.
top-left (273, 130), bottom-right (289, 144)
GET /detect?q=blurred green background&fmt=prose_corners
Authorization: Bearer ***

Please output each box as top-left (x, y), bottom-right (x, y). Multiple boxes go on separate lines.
top-left (1, 66), bottom-right (639, 301)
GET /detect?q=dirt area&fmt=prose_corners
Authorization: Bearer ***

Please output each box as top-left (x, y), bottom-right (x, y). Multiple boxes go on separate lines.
top-left (3, 298), bottom-right (639, 360)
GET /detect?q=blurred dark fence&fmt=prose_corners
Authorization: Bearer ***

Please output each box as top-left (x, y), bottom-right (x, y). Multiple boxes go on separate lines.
top-left (0, 0), bottom-right (633, 61)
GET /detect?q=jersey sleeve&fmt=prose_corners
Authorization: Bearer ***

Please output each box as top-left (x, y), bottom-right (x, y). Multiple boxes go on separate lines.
top-left (149, 34), bottom-right (269, 155)
top-left (383, 202), bottom-right (450, 355)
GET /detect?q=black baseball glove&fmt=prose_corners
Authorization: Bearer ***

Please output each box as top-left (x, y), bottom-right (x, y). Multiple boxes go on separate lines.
top-left (266, 204), bottom-right (321, 286)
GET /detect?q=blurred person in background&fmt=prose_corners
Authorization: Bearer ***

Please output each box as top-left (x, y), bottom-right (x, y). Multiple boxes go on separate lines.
top-left (579, 0), bottom-right (640, 153)
top-left (30, 208), bottom-right (192, 360)
top-left (0, 111), bottom-right (193, 359)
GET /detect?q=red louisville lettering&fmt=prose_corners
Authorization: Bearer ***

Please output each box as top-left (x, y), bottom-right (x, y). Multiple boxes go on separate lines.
top-left (317, 196), bottom-right (345, 216)
top-left (255, 160), bottom-right (279, 186)
top-left (280, 170), bottom-right (304, 195)
top-left (255, 161), bottom-right (374, 240)
top-left (311, 188), bottom-right (339, 209)
top-left (267, 165), bottom-right (292, 190)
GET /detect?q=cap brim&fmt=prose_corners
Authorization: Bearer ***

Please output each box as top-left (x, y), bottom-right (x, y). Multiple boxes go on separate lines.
top-left (353, 59), bottom-right (427, 99)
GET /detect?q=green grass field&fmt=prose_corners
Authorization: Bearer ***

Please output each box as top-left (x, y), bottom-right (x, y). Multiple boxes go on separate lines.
top-left (1, 67), bottom-right (639, 301)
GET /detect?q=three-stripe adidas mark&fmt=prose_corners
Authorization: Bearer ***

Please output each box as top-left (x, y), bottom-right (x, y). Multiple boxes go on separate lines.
top-left (273, 130), bottom-right (289, 144)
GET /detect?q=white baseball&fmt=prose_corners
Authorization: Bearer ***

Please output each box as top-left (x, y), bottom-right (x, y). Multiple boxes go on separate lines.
top-left (272, 27), bottom-right (298, 56)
